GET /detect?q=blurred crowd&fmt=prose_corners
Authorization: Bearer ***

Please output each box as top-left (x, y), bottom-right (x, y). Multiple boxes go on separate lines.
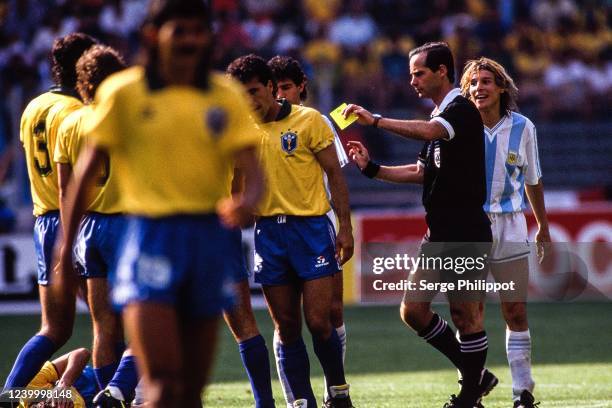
top-left (0, 0), bottom-right (610, 228)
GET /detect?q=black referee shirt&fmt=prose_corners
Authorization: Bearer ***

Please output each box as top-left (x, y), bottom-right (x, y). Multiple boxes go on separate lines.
top-left (417, 88), bottom-right (490, 241)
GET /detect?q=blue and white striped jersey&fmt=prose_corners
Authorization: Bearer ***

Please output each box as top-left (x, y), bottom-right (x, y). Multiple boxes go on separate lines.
top-left (484, 111), bottom-right (542, 213)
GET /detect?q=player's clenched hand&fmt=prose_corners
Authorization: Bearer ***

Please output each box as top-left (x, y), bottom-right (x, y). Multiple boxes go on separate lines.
top-left (342, 104), bottom-right (375, 126)
top-left (336, 226), bottom-right (354, 265)
top-left (535, 226), bottom-right (551, 264)
top-left (217, 197), bottom-right (255, 228)
top-left (347, 141), bottom-right (370, 170)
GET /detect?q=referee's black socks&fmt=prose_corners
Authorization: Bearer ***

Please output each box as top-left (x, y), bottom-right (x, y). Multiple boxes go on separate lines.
top-left (458, 331), bottom-right (489, 400)
top-left (417, 313), bottom-right (463, 372)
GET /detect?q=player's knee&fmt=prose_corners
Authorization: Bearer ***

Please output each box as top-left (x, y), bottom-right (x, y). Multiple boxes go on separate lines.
top-left (400, 302), bottom-right (427, 331)
top-left (305, 315), bottom-right (332, 340)
top-left (502, 302), bottom-right (528, 330)
top-left (450, 305), bottom-right (482, 333)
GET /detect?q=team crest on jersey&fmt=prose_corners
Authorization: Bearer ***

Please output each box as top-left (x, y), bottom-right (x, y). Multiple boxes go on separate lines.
top-left (280, 130), bottom-right (298, 154)
top-left (205, 107), bottom-right (228, 138)
top-left (507, 151), bottom-right (518, 165)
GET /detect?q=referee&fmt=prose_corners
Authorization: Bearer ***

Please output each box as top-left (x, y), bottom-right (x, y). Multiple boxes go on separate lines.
top-left (344, 42), bottom-right (494, 408)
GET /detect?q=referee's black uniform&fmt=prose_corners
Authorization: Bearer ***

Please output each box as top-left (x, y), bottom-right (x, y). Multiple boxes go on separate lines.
top-left (418, 88), bottom-right (492, 243)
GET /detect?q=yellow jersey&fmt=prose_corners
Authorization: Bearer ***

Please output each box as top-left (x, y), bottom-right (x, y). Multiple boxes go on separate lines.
top-left (54, 105), bottom-right (123, 214)
top-left (20, 90), bottom-right (83, 216)
top-left (85, 67), bottom-right (260, 217)
top-left (21, 361), bottom-right (86, 408)
top-left (256, 101), bottom-right (334, 216)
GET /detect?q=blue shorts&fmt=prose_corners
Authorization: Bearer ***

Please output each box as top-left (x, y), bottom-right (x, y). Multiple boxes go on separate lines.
top-left (111, 214), bottom-right (236, 317)
top-left (74, 213), bottom-right (126, 279)
top-left (229, 228), bottom-right (249, 283)
top-left (33, 211), bottom-right (60, 285)
top-left (253, 215), bottom-right (341, 286)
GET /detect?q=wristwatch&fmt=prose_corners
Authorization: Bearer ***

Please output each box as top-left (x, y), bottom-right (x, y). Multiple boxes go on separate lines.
top-left (372, 113), bottom-right (382, 128)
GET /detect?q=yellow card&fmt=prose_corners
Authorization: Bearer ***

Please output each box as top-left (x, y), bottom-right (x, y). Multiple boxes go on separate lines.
top-left (329, 103), bottom-right (358, 130)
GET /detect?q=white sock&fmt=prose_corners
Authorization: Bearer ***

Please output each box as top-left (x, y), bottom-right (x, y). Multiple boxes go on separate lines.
top-left (133, 379), bottom-right (145, 404)
top-left (335, 324), bottom-right (347, 364)
top-left (107, 385), bottom-right (125, 401)
top-left (506, 328), bottom-right (535, 400)
top-left (273, 330), bottom-right (294, 408)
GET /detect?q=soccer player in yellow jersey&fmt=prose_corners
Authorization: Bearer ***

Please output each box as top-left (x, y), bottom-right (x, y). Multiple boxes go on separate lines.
top-left (57, 2), bottom-right (264, 407)
top-left (267, 55), bottom-right (351, 407)
top-left (2, 33), bottom-right (97, 393)
top-left (228, 54), bottom-right (354, 408)
top-left (55, 45), bottom-right (138, 408)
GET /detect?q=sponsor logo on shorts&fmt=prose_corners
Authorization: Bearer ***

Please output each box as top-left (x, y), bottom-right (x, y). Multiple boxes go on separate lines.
top-left (254, 251), bottom-right (263, 273)
top-left (315, 255), bottom-right (329, 268)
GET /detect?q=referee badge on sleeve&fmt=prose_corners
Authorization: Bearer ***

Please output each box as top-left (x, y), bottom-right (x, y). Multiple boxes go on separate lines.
top-left (434, 145), bottom-right (441, 168)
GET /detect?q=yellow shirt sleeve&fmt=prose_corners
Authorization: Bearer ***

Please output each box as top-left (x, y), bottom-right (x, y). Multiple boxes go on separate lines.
top-left (308, 112), bottom-right (335, 154)
top-left (54, 116), bottom-right (74, 164)
top-left (27, 361), bottom-right (59, 388)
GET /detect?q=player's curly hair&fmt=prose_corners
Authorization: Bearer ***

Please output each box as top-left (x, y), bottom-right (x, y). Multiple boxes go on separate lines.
top-left (409, 42), bottom-right (455, 83)
top-left (460, 57), bottom-right (519, 116)
top-left (76, 45), bottom-right (127, 103)
top-left (227, 54), bottom-right (277, 94)
top-left (51, 33), bottom-right (98, 90)
top-left (267, 55), bottom-right (307, 101)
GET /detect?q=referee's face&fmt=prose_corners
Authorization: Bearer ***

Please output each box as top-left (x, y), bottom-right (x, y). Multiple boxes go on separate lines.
top-left (409, 52), bottom-right (442, 99)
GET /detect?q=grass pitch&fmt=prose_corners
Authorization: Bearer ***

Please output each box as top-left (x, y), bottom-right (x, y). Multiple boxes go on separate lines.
top-left (1, 302), bottom-right (611, 407)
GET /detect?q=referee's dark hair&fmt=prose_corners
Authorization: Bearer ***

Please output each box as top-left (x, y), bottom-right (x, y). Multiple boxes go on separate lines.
top-left (51, 33), bottom-right (98, 91)
top-left (227, 54), bottom-right (277, 95)
top-left (409, 42), bottom-right (455, 83)
top-left (76, 45), bottom-right (127, 103)
top-left (267, 55), bottom-right (308, 100)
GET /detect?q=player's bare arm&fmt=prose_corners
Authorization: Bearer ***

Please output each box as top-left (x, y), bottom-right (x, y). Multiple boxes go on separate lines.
top-left (525, 180), bottom-right (550, 262)
top-left (51, 348), bottom-right (91, 389)
top-left (342, 104), bottom-right (448, 141)
top-left (217, 146), bottom-right (264, 228)
top-left (57, 163), bottom-right (73, 233)
top-left (315, 144), bottom-right (353, 265)
top-left (347, 140), bottom-right (424, 184)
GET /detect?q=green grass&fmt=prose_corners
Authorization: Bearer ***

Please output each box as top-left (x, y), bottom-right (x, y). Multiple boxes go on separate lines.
top-left (2, 303), bottom-right (612, 407)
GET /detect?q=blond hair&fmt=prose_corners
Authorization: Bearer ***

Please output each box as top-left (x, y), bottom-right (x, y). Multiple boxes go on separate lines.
top-left (460, 57), bottom-right (519, 116)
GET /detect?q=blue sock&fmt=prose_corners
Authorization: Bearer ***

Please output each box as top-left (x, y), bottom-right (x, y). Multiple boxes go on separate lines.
top-left (4, 335), bottom-right (57, 388)
top-left (108, 355), bottom-right (139, 402)
top-left (238, 335), bottom-right (275, 408)
top-left (312, 330), bottom-right (346, 396)
top-left (277, 337), bottom-right (316, 406)
top-left (94, 362), bottom-right (119, 390)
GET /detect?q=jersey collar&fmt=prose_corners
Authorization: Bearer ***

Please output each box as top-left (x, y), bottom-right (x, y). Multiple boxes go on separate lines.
top-left (274, 99), bottom-right (292, 121)
top-left (431, 88), bottom-right (461, 116)
top-left (144, 64), bottom-right (209, 91)
top-left (49, 85), bottom-right (80, 100)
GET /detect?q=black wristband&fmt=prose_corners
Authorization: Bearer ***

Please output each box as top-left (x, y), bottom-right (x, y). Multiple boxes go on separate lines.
top-left (362, 161), bottom-right (380, 178)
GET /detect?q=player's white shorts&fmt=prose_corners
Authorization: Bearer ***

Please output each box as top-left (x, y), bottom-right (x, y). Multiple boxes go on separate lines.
top-left (488, 211), bottom-right (530, 263)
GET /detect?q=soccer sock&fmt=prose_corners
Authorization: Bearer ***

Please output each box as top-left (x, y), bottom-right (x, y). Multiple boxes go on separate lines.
top-left (276, 337), bottom-right (316, 407)
top-left (238, 335), bottom-right (275, 408)
top-left (336, 324), bottom-right (347, 364)
top-left (313, 330), bottom-right (346, 398)
top-left (107, 355), bottom-right (139, 402)
top-left (506, 328), bottom-right (534, 400)
top-left (94, 362), bottom-right (119, 390)
top-left (273, 332), bottom-right (294, 407)
top-left (4, 335), bottom-right (57, 388)
top-left (459, 331), bottom-right (488, 401)
top-left (417, 314), bottom-right (463, 372)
